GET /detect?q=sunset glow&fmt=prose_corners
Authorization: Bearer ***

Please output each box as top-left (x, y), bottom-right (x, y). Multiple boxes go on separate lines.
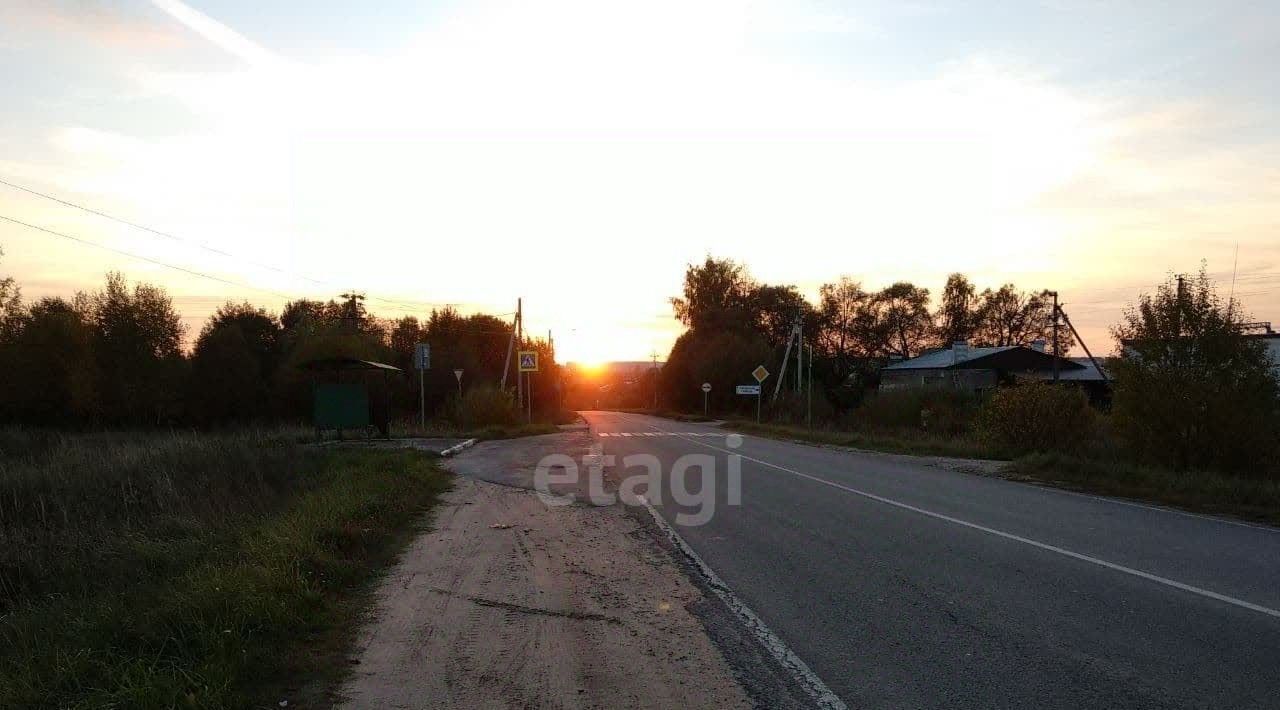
top-left (2, 1), bottom-right (1278, 360)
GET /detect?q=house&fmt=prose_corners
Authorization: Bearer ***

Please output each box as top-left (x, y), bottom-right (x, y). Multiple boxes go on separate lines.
top-left (879, 340), bottom-right (1109, 401)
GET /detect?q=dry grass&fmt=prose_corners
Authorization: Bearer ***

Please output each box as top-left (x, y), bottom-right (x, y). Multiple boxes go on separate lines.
top-left (0, 428), bottom-right (451, 708)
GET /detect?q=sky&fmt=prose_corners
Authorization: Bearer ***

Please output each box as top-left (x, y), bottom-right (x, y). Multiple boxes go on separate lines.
top-left (1, 0), bottom-right (1278, 364)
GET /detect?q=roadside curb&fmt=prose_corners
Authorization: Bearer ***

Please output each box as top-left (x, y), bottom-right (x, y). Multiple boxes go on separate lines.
top-left (439, 438), bottom-right (477, 457)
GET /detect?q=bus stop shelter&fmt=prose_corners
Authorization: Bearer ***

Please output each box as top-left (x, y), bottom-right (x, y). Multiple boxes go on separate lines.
top-left (299, 357), bottom-right (403, 440)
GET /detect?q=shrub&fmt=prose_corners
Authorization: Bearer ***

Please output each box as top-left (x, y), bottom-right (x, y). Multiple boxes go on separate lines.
top-left (977, 382), bottom-right (1095, 456)
top-left (453, 384), bottom-right (519, 428)
top-left (1109, 269), bottom-right (1280, 476)
top-left (764, 390), bottom-right (835, 426)
top-left (848, 388), bottom-right (978, 436)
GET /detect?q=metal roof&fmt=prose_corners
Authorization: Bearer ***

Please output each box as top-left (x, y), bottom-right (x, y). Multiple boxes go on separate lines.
top-left (1020, 357), bottom-right (1109, 382)
top-left (883, 346), bottom-right (1013, 370)
top-left (298, 357), bottom-right (404, 373)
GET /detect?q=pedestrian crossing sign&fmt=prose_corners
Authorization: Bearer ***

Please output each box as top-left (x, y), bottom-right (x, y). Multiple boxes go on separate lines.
top-left (519, 351), bottom-right (539, 372)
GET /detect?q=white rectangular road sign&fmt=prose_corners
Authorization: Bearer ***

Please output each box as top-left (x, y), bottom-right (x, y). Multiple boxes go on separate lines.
top-left (736, 385), bottom-right (761, 395)
top-left (415, 343), bottom-right (430, 370)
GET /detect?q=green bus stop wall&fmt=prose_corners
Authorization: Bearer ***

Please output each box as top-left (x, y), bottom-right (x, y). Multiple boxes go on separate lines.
top-left (314, 383), bottom-right (370, 429)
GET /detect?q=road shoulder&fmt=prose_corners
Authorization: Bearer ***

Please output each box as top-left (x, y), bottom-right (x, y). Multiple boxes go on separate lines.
top-left (337, 472), bottom-right (751, 708)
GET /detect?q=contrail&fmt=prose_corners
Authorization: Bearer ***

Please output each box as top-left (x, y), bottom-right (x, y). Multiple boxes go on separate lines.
top-left (148, 0), bottom-right (282, 68)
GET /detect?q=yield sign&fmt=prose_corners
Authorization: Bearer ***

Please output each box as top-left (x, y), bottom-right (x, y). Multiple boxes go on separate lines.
top-left (752, 365), bottom-right (769, 383)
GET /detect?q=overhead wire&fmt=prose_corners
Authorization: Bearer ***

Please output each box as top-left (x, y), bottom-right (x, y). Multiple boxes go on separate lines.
top-left (0, 176), bottom-right (475, 314)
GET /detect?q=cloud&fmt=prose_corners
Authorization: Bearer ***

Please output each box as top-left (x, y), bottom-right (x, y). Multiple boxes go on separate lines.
top-left (147, 0), bottom-right (285, 69)
top-left (2, 1), bottom-right (187, 50)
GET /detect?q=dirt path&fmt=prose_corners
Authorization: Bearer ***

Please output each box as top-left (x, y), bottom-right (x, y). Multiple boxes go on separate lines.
top-left (337, 471), bottom-right (751, 708)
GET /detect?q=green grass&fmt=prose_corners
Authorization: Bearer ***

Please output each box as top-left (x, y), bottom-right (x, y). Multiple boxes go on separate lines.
top-left (1008, 452), bottom-right (1280, 526)
top-left (726, 420), bottom-right (999, 460)
top-left (0, 429), bottom-right (452, 709)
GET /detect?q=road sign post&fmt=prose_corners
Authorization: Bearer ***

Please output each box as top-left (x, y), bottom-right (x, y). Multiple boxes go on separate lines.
top-left (751, 365), bottom-right (769, 423)
top-left (701, 382), bottom-right (711, 416)
top-left (414, 343), bottom-right (431, 428)
top-left (518, 351), bottom-right (538, 423)
top-left (454, 368), bottom-right (464, 399)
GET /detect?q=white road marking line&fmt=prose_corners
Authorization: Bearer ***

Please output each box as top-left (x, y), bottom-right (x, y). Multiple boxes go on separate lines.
top-left (636, 419), bottom-right (1279, 533)
top-left (644, 423), bottom-right (1280, 621)
top-left (637, 495), bottom-right (847, 710)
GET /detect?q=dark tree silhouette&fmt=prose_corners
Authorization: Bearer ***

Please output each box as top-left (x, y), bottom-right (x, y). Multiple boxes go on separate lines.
top-left (935, 273), bottom-right (979, 345)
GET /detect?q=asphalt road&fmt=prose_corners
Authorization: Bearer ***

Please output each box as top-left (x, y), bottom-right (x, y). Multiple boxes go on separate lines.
top-left (582, 411), bottom-right (1280, 709)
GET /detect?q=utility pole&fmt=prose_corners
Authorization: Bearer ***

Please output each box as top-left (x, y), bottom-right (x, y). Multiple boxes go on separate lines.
top-left (1051, 290), bottom-right (1060, 383)
top-left (796, 325), bottom-right (803, 394)
top-left (501, 299), bottom-right (518, 391)
top-left (806, 343), bottom-right (813, 428)
top-left (650, 350), bottom-right (659, 410)
top-left (772, 319), bottom-right (801, 402)
top-left (1175, 274), bottom-right (1187, 337)
top-left (516, 298), bottom-right (523, 411)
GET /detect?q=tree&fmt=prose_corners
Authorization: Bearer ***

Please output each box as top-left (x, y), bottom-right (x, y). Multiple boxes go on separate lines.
top-left (659, 328), bottom-right (772, 413)
top-left (281, 298), bottom-right (331, 333)
top-left (862, 282), bottom-right (933, 358)
top-left (200, 302), bottom-right (281, 378)
top-left (0, 247), bottom-right (21, 342)
top-left (188, 302), bottom-right (281, 423)
top-left (935, 273), bottom-right (979, 345)
top-left (3, 297), bottom-right (97, 423)
top-left (974, 285), bottom-right (1073, 351)
top-left (749, 284), bottom-right (813, 349)
top-left (815, 277), bottom-right (871, 383)
top-left (670, 256), bottom-right (756, 332)
top-left (1110, 268), bottom-right (1280, 475)
top-left (90, 272), bottom-right (186, 424)
top-left (388, 316), bottom-right (423, 371)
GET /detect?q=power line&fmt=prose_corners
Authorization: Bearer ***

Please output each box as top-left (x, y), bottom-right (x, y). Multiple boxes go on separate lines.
top-left (0, 176), bottom-right (465, 313)
top-left (0, 213), bottom-right (519, 329)
top-left (0, 213), bottom-right (298, 301)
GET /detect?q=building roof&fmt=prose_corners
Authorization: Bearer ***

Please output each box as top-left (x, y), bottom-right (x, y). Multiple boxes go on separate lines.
top-left (298, 357), bottom-right (403, 373)
top-left (883, 346), bottom-right (1009, 370)
top-left (1020, 357), bottom-right (1109, 382)
top-left (884, 344), bottom-right (1086, 373)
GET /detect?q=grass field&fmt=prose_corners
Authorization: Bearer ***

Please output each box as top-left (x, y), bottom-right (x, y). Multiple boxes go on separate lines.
top-left (0, 429), bottom-right (451, 709)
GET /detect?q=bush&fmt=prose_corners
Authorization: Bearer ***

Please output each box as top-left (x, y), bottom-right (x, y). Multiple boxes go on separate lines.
top-left (764, 390), bottom-right (836, 426)
top-left (453, 384), bottom-right (519, 428)
top-left (848, 388), bottom-right (978, 436)
top-left (977, 382), bottom-right (1095, 456)
top-left (1111, 268), bottom-right (1280, 476)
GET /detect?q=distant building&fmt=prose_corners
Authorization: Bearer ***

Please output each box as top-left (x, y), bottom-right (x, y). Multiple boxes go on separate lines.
top-left (879, 339), bottom-right (1109, 401)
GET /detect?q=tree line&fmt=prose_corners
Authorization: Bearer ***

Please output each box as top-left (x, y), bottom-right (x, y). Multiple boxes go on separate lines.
top-left (661, 257), bottom-right (1280, 479)
top-left (0, 256), bottom-right (552, 427)
top-left (660, 256), bottom-right (1072, 412)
